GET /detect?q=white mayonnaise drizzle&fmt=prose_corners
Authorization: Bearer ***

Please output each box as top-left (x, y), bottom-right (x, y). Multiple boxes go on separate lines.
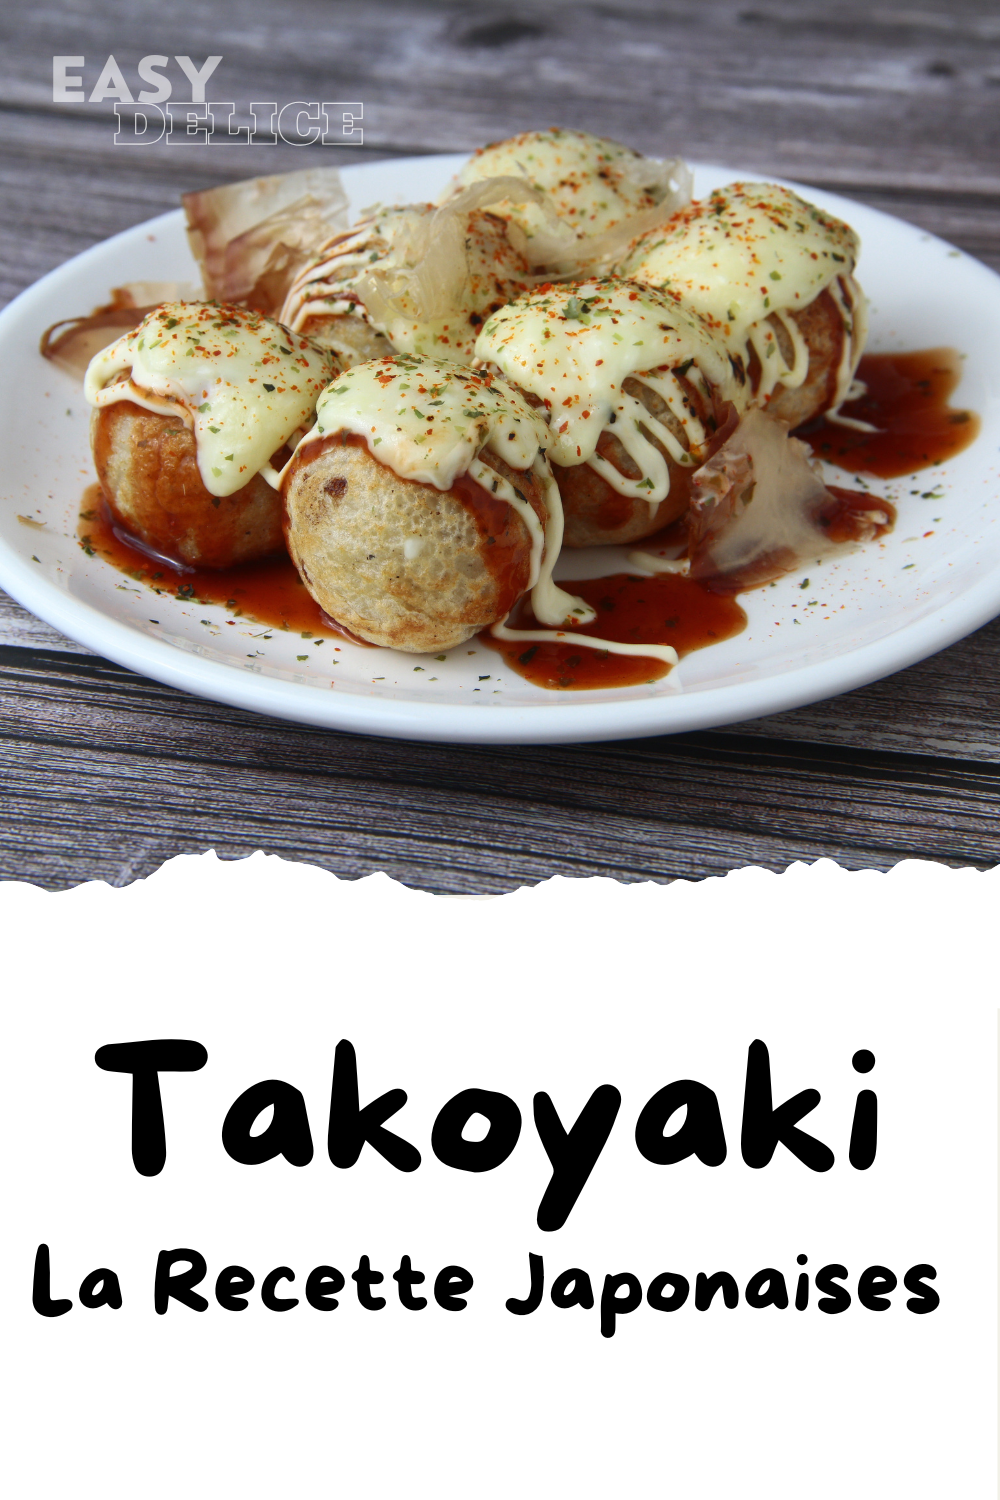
top-left (626, 552), bottom-right (691, 576)
top-left (279, 198), bottom-right (529, 366)
top-left (490, 618), bottom-right (678, 667)
top-left (474, 277), bottom-right (744, 507)
top-left (616, 182), bottom-right (862, 409)
top-left (278, 207), bottom-right (425, 344)
top-left (746, 308), bottom-right (811, 401)
top-left (84, 302), bottom-right (337, 497)
top-left (823, 276), bottom-right (878, 429)
top-left (294, 355), bottom-right (595, 630)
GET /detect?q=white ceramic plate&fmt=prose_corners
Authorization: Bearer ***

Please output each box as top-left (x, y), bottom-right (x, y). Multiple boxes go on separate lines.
top-left (1, 154), bottom-right (999, 744)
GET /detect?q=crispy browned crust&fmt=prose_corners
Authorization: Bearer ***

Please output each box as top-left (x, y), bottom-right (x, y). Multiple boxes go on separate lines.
top-left (91, 402), bottom-right (285, 568)
top-left (282, 433), bottom-right (544, 652)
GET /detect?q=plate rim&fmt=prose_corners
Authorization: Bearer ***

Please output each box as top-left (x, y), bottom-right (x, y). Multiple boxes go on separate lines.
top-left (2, 157), bottom-right (999, 745)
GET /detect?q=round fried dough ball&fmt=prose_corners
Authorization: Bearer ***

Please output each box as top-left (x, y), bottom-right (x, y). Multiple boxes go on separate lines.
top-left (616, 184), bottom-right (864, 428)
top-left (556, 291), bottom-right (851, 548)
top-left (91, 401), bottom-right (285, 568)
top-left (447, 128), bottom-right (686, 246)
top-left (283, 435), bottom-right (544, 652)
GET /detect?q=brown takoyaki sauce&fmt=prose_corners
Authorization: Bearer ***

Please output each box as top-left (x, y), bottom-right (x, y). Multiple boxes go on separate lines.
top-left (77, 344), bottom-right (975, 691)
top-left (484, 572), bottom-right (747, 690)
top-left (78, 484), bottom-right (337, 636)
top-left (800, 348), bottom-right (980, 477)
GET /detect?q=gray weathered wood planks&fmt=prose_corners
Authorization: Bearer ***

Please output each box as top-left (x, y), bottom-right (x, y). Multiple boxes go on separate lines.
top-left (2, 643), bottom-right (999, 891)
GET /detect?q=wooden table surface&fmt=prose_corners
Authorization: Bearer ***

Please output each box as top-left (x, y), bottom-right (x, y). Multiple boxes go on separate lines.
top-left (2, 0), bottom-right (1000, 891)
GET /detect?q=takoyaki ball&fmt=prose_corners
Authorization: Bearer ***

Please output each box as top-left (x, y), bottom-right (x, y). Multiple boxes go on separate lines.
top-left (283, 435), bottom-right (546, 653)
top-left (474, 278), bottom-right (747, 551)
top-left (83, 302), bottom-right (338, 569)
top-left (616, 183), bottom-right (865, 425)
top-left (279, 208), bottom-right (432, 361)
top-left (280, 203), bottom-right (529, 367)
top-left (443, 128), bottom-right (690, 251)
top-left (90, 401), bottom-right (287, 568)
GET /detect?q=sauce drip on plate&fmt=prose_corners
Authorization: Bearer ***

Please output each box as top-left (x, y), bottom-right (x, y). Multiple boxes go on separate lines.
top-left (483, 572), bottom-right (747, 689)
top-left (801, 347), bottom-right (980, 477)
top-left (78, 484), bottom-right (332, 636)
top-left (76, 341), bottom-right (977, 692)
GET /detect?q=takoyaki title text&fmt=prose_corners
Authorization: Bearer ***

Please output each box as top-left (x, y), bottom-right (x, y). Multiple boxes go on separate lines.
top-left (30, 1036), bottom-right (940, 1337)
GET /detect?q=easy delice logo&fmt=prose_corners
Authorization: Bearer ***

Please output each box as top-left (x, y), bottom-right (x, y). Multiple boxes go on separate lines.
top-left (32, 1035), bottom-right (937, 1339)
top-left (52, 55), bottom-right (362, 144)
